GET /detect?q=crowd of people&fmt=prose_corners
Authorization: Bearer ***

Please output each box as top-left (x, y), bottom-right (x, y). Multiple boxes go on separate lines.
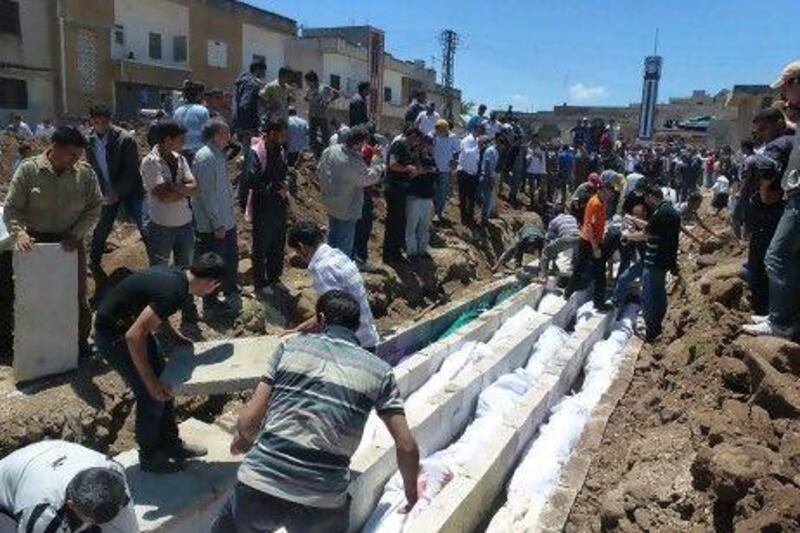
top-left (0, 57), bottom-right (799, 532)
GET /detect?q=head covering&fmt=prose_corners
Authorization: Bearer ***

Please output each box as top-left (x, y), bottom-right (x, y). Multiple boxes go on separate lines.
top-left (601, 169), bottom-right (621, 191)
top-left (587, 172), bottom-right (601, 188)
top-left (771, 60), bottom-right (800, 89)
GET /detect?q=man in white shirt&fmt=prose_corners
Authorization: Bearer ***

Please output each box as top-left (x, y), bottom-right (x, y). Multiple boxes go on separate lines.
top-left (432, 120), bottom-right (459, 221)
top-left (35, 118), bottom-right (56, 138)
top-left (711, 173), bottom-right (730, 213)
top-left (0, 440), bottom-right (137, 533)
top-left (525, 141), bottom-right (547, 204)
top-left (457, 124), bottom-right (484, 225)
top-left (415, 102), bottom-right (440, 137)
top-left (286, 107), bottom-right (309, 168)
top-left (286, 222), bottom-right (380, 349)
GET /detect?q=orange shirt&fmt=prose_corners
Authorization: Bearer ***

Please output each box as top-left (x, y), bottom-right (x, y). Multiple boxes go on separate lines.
top-left (581, 194), bottom-right (606, 243)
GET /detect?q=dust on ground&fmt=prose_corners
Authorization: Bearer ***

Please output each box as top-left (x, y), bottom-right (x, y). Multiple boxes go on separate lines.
top-left (567, 207), bottom-right (800, 532)
top-left (0, 133), bottom-right (540, 459)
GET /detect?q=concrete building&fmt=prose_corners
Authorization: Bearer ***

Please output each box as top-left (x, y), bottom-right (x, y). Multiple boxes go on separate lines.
top-left (0, 0), bottom-right (57, 125)
top-left (288, 25), bottom-right (461, 131)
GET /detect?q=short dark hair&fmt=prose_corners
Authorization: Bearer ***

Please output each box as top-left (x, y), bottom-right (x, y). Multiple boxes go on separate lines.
top-left (403, 126), bottom-right (422, 138)
top-left (182, 80), bottom-right (205, 103)
top-left (153, 120), bottom-right (187, 144)
top-left (346, 125), bottom-right (370, 147)
top-left (687, 190), bottom-right (703, 204)
top-left (288, 222), bottom-right (324, 249)
top-left (250, 59), bottom-right (267, 74)
top-left (52, 126), bottom-right (87, 148)
top-left (304, 70), bottom-right (319, 83)
top-left (753, 107), bottom-right (785, 125)
top-left (645, 185), bottom-right (665, 200)
top-left (316, 290), bottom-right (361, 332)
top-left (278, 67), bottom-right (293, 79)
top-left (88, 104), bottom-right (112, 119)
top-left (189, 252), bottom-right (226, 281)
top-left (259, 117), bottom-right (287, 134)
top-left (358, 81), bottom-right (370, 94)
top-left (66, 468), bottom-right (129, 525)
top-left (202, 118), bottom-right (229, 141)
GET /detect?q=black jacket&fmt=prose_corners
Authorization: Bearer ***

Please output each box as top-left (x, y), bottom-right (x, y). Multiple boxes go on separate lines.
top-left (349, 94), bottom-right (369, 127)
top-left (86, 125), bottom-right (143, 199)
top-left (232, 72), bottom-right (263, 132)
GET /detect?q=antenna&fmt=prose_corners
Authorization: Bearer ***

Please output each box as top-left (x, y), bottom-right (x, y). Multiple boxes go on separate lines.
top-left (438, 29), bottom-right (460, 121)
top-left (654, 28), bottom-right (659, 55)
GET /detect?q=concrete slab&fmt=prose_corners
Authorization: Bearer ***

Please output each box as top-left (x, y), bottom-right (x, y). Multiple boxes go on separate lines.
top-left (347, 302), bottom-right (565, 532)
top-left (161, 335), bottom-right (280, 396)
top-left (12, 244), bottom-right (79, 382)
top-left (404, 311), bottom-right (614, 533)
top-left (117, 418), bottom-right (239, 532)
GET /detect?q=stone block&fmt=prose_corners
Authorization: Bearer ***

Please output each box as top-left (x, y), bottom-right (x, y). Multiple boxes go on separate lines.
top-left (117, 418), bottom-right (239, 532)
top-left (12, 244), bottom-right (79, 382)
top-left (162, 335), bottom-right (281, 396)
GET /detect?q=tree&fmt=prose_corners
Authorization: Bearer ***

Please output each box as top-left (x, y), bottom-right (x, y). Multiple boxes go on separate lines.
top-left (460, 100), bottom-right (476, 116)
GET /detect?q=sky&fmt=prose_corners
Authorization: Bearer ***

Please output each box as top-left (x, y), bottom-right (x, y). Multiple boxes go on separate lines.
top-left (250, 0), bottom-right (797, 112)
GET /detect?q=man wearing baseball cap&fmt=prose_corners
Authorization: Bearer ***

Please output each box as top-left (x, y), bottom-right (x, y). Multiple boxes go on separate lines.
top-left (743, 61), bottom-right (800, 338)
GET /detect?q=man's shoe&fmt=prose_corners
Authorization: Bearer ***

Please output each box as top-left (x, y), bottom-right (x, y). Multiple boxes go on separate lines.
top-left (742, 320), bottom-right (795, 338)
top-left (165, 440), bottom-right (208, 459)
top-left (140, 451), bottom-right (185, 474)
top-left (749, 314), bottom-right (769, 324)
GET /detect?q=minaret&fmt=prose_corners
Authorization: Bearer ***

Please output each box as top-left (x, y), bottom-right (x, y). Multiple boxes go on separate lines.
top-left (638, 55), bottom-right (663, 140)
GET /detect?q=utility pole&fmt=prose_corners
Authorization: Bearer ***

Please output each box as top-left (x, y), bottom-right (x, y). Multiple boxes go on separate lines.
top-left (438, 29), bottom-right (459, 121)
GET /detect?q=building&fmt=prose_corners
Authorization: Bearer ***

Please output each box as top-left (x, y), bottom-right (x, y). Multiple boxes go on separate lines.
top-left (0, 0), bottom-right (57, 125)
top-left (288, 25), bottom-right (461, 131)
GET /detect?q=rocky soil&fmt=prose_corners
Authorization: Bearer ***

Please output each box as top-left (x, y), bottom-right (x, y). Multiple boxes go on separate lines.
top-left (567, 212), bottom-right (800, 532)
top-left (0, 133), bottom-right (539, 459)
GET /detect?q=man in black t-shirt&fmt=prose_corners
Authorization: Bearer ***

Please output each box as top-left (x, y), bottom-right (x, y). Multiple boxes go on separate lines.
top-left (405, 135), bottom-right (437, 257)
top-left (94, 253), bottom-right (225, 473)
top-left (624, 186), bottom-right (680, 341)
top-left (383, 127), bottom-right (422, 262)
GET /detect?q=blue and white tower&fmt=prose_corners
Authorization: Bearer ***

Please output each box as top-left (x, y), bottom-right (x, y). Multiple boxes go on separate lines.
top-left (638, 55), bottom-right (662, 140)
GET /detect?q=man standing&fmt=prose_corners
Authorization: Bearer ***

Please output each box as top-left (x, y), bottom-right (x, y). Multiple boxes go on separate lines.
top-left (432, 120), bottom-right (459, 222)
top-left (404, 92), bottom-right (425, 127)
top-left (3, 126), bottom-right (102, 347)
top-left (625, 186), bottom-right (681, 341)
top-left (259, 67), bottom-right (296, 122)
top-left (35, 117), bottom-right (56, 138)
top-left (564, 173), bottom-right (615, 311)
top-left (0, 440), bottom-right (136, 531)
top-left (383, 127), bottom-right (421, 263)
top-left (405, 136), bottom-right (437, 257)
top-left (466, 104), bottom-right (487, 132)
top-left (457, 124), bottom-right (483, 225)
top-left (232, 59), bottom-right (267, 182)
top-left (305, 70), bottom-right (340, 159)
top-left (744, 60), bottom-right (800, 338)
top-left (556, 145), bottom-right (575, 204)
top-left (5, 114), bottom-right (32, 137)
top-left (480, 133), bottom-right (501, 225)
top-left (350, 81), bottom-right (371, 127)
top-left (286, 107), bottom-right (309, 168)
top-left (192, 119), bottom-right (240, 316)
top-left (287, 224), bottom-right (380, 349)
top-left (415, 102), bottom-right (440, 137)
top-left (677, 147), bottom-right (702, 203)
top-left (213, 291), bottom-right (419, 532)
top-left (86, 104), bottom-right (145, 271)
top-left (94, 253), bottom-right (225, 472)
top-left (173, 81), bottom-right (210, 164)
top-left (244, 118), bottom-right (289, 294)
top-left (318, 126), bottom-right (384, 258)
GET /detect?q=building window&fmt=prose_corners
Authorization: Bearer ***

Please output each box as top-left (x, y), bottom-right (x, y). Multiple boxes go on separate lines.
top-left (207, 40), bottom-right (228, 68)
top-left (384, 87), bottom-right (392, 103)
top-left (173, 36), bottom-right (187, 63)
top-left (0, 77), bottom-right (28, 109)
top-left (113, 24), bottom-right (124, 46)
top-left (148, 32), bottom-right (162, 60)
top-left (0, 0), bottom-right (21, 35)
top-left (329, 74), bottom-right (340, 90)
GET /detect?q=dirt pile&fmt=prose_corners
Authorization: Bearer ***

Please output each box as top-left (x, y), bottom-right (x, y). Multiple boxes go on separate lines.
top-left (0, 133), bottom-right (539, 459)
top-left (567, 212), bottom-right (800, 532)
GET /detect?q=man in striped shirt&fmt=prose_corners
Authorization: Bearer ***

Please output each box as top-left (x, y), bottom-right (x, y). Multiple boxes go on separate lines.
top-left (541, 209), bottom-right (580, 275)
top-left (213, 291), bottom-right (419, 533)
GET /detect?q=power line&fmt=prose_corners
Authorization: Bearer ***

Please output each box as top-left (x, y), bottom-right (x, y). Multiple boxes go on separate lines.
top-left (438, 29), bottom-right (459, 120)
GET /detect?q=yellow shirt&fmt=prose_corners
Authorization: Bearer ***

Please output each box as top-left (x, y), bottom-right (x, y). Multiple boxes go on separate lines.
top-left (3, 153), bottom-right (102, 243)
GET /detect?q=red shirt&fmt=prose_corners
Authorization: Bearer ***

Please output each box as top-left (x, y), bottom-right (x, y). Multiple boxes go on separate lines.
top-left (361, 144), bottom-right (377, 165)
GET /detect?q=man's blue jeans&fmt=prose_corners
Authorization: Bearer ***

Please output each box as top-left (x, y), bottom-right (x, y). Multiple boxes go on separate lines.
top-left (434, 172), bottom-right (450, 218)
top-left (613, 259), bottom-right (643, 307)
top-left (145, 221), bottom-right (194, 268)
top-left (642, 267), bottom-right (668, 339)
top-left (328, 216), bottom-right (357, 258)
top-left (765, 194), bottom-right (800, 328)
top-left (480, 175), bottom-right (494, 221)
top-left (90, 194), bottom-right (146, 266)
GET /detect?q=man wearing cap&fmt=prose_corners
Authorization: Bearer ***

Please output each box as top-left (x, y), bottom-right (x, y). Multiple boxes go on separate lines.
top-left (564, 173), bottom-right (615, 311)
top-left (744, 60), bottom-right (800, 337)
top-left (432, 120), bottom-right (459, 222)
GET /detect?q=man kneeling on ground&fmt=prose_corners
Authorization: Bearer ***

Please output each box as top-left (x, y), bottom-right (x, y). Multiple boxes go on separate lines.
top-left (0, 440), bottom-right (136, 532)
top-left (94, 252), bottom-right (226, 473)
top-left (214, 290), bottom-right (420, 533)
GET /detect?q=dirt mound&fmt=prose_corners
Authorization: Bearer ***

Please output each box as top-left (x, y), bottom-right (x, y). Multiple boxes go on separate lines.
top-left (567, 205), bottom-right (800, 532)
top-left (0, 134), bottom-right (540, 459)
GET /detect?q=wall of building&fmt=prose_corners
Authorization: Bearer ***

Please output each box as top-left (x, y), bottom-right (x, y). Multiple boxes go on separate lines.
top-left (241, 23), bottom-right (289, 82)
top-left (0, 0), bottom-right (56, 123)
top-left (113, 0), bottom-right (189, 68)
